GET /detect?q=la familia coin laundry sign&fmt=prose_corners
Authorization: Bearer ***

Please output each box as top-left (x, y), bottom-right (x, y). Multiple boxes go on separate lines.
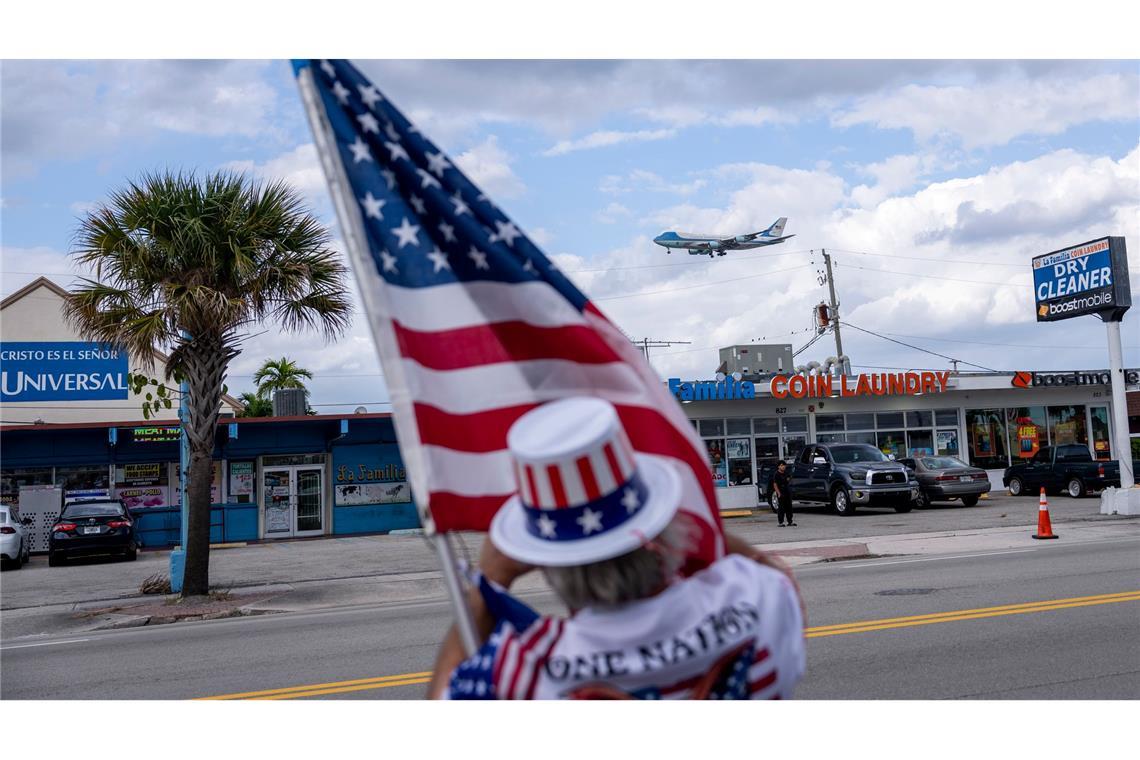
top-left (771, 370), bottom-right (953, 399)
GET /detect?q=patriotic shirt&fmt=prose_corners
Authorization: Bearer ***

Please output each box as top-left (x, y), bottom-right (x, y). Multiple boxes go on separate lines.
top-left (446, 555), bottom-right (805, 700)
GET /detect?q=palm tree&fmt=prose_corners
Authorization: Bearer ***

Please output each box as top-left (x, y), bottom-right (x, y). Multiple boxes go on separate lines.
top-left (237, 391), bottom-right (273, 418)
top-left (65, 171), bottom-right (351, 596)
top-left (253, 357), bottom-right (313, 400)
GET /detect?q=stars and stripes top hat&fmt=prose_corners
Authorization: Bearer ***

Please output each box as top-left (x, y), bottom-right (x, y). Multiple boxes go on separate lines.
top-left (490, 397), bottom-right (682, 567)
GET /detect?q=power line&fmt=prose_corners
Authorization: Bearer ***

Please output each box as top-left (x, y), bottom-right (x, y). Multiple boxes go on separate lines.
top-left (594, 263), bottom-right (811, 302)
top-left (828, 248), bottom-right (1026, 268)
top-left (834, 261), bottom-right (1030, 288)
top-left (843, 321), bottom-right (999, 372)
top-left (879, 330), bottom-right (1105, 352)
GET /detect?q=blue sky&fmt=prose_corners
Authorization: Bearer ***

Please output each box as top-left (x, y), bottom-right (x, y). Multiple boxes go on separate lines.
top-left (2, 58), bottom-right (1138, 412)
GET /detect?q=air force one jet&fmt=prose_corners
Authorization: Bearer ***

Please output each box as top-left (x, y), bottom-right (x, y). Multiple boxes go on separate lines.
top-left (654, 217), bottom-right (794, 257)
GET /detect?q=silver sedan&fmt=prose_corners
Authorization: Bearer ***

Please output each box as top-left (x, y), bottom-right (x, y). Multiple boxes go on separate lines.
top-left (899, 456), bottom-right (991, 508)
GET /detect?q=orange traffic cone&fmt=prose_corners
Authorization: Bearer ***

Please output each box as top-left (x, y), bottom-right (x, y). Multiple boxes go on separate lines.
top-left (1032, 487), bottom-right (1058, 540)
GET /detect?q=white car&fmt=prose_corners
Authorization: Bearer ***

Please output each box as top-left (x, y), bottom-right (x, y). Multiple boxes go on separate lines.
top-left (1, 505), bottom-right (32, 569)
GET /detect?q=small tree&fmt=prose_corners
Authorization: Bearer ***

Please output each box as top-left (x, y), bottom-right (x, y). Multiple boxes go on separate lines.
top-left (237, 391), bottom-right (273, 418)
top-left (253, 357), bottom-right (313, 400)
top-left (66, 171), bottom-right (351, 596)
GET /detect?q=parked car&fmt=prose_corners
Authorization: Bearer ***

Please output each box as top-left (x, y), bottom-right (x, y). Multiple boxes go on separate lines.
top-left (758, 443), bottom-right (919, 515)
top-left (48, 499), bottom-right (138, 566)
top-left (897, 455), bottom-right (990, 507)
top-left (1003, 444), bottom-right (1122, 498)
top-left (1, 505), bottom-right (32, 570)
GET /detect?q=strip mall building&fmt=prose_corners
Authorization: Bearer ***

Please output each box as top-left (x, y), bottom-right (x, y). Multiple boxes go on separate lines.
top-left (669, 365), bottom-right (1140, 510)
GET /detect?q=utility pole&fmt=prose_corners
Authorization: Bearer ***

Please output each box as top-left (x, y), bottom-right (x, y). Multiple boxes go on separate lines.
top-left (821, 249), bottom-right (845, 361)
top-left (634, 338), bottom-right (692, 365)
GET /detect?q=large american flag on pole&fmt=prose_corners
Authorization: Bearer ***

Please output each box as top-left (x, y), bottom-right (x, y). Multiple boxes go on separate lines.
top-left (295, 59), bottom-right (724, 566)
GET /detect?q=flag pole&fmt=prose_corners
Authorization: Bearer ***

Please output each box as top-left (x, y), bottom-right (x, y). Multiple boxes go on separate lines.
top-left (294, 62), bottom-right (480, 655)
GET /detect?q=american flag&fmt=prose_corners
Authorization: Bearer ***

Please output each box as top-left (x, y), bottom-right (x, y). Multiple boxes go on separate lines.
top-left (296, 59), bottom-right (723, 566)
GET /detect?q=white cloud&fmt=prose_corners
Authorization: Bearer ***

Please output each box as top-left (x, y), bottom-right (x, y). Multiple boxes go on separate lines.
top-left (833, 72), bottom-right (1140, 150)
top-left (600, 169), bottom-right (707, 196)
top-left (596, 202), bottom-right (633, 224)
top-left (222, 143), bottom-right (330, 212)
top-left (542, 129), bottom-right (677, 157)
top-left (454, 135), bottom-right (526, 198)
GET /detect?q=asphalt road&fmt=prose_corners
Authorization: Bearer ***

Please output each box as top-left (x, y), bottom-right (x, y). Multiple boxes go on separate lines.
top-left (3, 531), bottom-right (1137, 700)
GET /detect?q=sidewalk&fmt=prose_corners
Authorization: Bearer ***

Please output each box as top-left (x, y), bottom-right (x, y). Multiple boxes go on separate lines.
top-left (3, 506), bottom-right (1137, 641)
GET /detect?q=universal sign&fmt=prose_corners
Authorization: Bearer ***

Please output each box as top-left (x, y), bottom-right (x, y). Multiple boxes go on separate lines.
top-left (668, 374), bottom-right (756, 401)
top-left (0, 341), bottom-right (129, 402)
top-left (1011, 369), bottom-right (1140, 388)
top-left (771, 371), bottom-right (952, 400)
top-left (1032, 237), bottom-right (1131, 322)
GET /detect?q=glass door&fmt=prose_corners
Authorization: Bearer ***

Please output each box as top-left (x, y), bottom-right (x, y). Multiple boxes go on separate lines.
top-left (263, 468), bottom-right (294, 538)
top-left (294, 467), bottom-right (324, 536)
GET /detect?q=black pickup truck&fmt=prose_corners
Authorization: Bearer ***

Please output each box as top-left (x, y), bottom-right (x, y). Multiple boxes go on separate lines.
top-left (1003, 444), bottom-right (1123, 498)
top-left (758, 443), bottom-right (919, 516)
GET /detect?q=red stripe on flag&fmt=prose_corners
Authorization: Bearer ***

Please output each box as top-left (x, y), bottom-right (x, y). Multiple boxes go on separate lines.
top-left (414, 402), bottom-right (537, 452)
top-left (427, 491), bottom-right (511, 532)
top-left (525, 619), bottom-right (565, 700)
top-left (749, 670), bottom-right (778, 694)
top-left (392, 320), bottom-right (622, 370)
top-left (546, 464), bottom-right (568, 508)
top-left (576, 456), bottom-right (601, 501)
top-left (506, 618), bottom-right (552, 700)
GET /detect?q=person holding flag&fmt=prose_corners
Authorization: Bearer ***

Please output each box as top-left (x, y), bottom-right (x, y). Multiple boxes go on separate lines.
top-left (294, 59), bottom-right (805, 694)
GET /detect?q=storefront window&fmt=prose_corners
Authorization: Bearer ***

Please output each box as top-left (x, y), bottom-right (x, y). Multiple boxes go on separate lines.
top-left (753, 418), bottom-right (779, 435)
top-left (935, 429), bottom-right (960, 456)
top-left (817, 433), bottom-right (846, 443)
top-left (56, 465), bottom-right (111, 499)
top-left (1006, 406), bottom-right (1047, 461)
top-left (113, 462), bottom-right (171, 509)
top-left (1090, 407), bottom-right (1111, 460)
top-left (846, 413), bottom-right (875, 430)
top-left (1047, 405), bottom-right (1088, 448)
top-left (726, 418), bottom-right (751, 435)
top-left (934, 409), bottom-right (959, 426)
top-left (816, 414), bottom-right (845, 432)
top-left (754, 437), bottom-right (779, 465)
top-left (726, 438), bottom-right (752, 486)
top-left (967, 408), bottom-right (1010, 469)
top-left (906, 429), bottom-right (934, 456)
top-left (781, 416), bottom-right (807, 434)
top-left (847, 431), bottom-right (877, 446)
top-left (877, 431), bottom-right (906, 459)
top-left (876, 411), bottom-right (904, 429)
top-left (1, 468), bottom-right (53, 506)
top-left (705, 439), bottom-right (726, 487)
top-left (906, 410), bottom-right (932, 428)
top-left (698, 419), bottom-right (725, 437)
top-left (782, 436), bottom-right (807, 461)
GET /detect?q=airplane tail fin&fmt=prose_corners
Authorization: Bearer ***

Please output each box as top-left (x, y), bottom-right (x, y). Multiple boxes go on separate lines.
top-left (764, 217), bottom-right (788, 238)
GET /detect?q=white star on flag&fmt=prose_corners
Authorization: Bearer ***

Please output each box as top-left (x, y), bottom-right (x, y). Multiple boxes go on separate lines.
top-left (380, 169), bottom-right (396, 190)
top-left (385, 140), bottom-right (410, 163)
top-left (491, 220), bottom-right (522, 247)
top-left (468, 246), bottom-right (489, 270)
top-left (416, 168), bottom-right (442, 190)
top-left (438, 221), bottom-right (456, 243)
top-left (391, 217), bottom-right (421, 249)
top-left (358, 84), bottom-right (382, 109)
top-left (522, 258), bottom-right (535, 273)
top-left (379, 250), bottom-right (398, 274)
top-left (450, 191), bottom-right (470, 216)
top-left (577, 507), bottom-right (603, 535)
top-left (426, 151), bottom-right (452, 177)
top-left (348, 137), bottom-right (372, 164)
top-left (360, 192), bottom-right (386, 220)
top-left (331, 80), bottom-right (350, 105)
top-left (320, 59), bottom-right (336, 78)
top-left (621, 488), bottom-right (641, 513)
top-left (409, 195), bottom-right (427, 215)
top-left (384, 122), bottom-right (401, 142)
top-left (357, 112), bottom-right (380, 134)
top-left (536, 514), bottom-right (557, 538)
top-left (426, 248), bottom-right (451, 273)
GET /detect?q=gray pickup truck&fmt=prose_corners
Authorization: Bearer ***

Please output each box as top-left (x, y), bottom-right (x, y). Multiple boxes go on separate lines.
top-left (758, 442), bottom-right (919, 516)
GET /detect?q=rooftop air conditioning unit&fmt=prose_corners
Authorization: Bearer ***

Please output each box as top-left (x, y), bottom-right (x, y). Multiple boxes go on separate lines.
top-left (272, 388), bottom-right (307, 417)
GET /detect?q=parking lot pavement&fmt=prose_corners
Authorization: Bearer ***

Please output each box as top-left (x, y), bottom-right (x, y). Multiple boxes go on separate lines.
top-left (1, 488), bottom-right (1134, 640)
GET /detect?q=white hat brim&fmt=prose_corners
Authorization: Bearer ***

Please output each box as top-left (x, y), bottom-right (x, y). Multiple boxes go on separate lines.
top-left (489, 455), bottom-right (681, 567)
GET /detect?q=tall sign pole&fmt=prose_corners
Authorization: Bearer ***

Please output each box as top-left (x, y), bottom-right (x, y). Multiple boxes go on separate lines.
top-left (1032, 236), bottom-right (1134, 511)
top-left (821, 249), bottom-right (845, 360)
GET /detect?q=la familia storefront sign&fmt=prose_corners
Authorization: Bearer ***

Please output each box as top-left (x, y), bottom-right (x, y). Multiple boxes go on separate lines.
top-left (668, 370), bottom-right (953, 401)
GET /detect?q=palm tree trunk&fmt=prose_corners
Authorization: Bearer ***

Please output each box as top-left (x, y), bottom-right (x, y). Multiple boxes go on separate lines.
top-left (183, 447), bottom-right (213, 596)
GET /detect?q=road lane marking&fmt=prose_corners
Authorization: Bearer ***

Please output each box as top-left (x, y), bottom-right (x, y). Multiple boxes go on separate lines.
top-left (0, 638), bottom-right (91, 651)
top-left (198, 671), bottom-right (433, 700)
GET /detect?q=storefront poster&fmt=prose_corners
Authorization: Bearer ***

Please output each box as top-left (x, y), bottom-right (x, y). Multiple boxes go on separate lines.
top-left (726, 438), bottom-right (750, 460)
top-left (116, 486), bottom-right (170, 509)
top-left (971, 424), bottom-right (993, 457)
top-left (711, 461), bottom-right (727, 488)
top-left (229, 462), bottom-right (254, 498)
top-left (936, 430), bottom-right (959, 456)
top-left (1016, 423), bottom-right (1041, 458)
top-left (335, 482), bottom-right (410, 505)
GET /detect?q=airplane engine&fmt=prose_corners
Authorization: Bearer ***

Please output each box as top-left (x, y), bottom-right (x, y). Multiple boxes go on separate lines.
top-left (708, 241), bottom-right (721, 249)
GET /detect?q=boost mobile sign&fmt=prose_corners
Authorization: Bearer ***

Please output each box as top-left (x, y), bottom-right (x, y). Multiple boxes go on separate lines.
top-left (0, 341), bottom-right (129, 402)
top-left (1032, 236), bottom-right (1131, 322)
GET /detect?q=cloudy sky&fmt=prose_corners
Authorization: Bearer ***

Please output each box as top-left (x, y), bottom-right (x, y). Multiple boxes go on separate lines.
top-left (2, 58), bottom-right (1138, 412)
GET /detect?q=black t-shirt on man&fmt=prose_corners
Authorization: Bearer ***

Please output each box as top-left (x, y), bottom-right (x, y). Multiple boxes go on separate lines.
top-left (772, 469), bottom-right (792, 502)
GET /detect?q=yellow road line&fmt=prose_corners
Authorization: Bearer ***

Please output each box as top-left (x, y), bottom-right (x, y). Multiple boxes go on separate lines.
top-left (199, 590), bottom-right (1140, 700)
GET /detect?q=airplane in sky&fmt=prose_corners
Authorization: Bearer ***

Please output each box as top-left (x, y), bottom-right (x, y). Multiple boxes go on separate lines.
top-left (653, 217), bottom-right (794, 257)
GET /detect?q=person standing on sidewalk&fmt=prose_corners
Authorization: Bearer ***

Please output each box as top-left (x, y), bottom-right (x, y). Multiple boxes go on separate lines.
top-left (772, 460), bottom-right (796, 527)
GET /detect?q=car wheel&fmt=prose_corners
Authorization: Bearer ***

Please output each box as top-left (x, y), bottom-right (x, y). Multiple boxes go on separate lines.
top-left (1066, 478), bottom-right (1086, 499)
top-left (916, 490), bottom-right (931, 508)
top-left (768, 491), bottom-right (779, 513)
top-left (1008, 477), bottom-right (1024, 496)
top-left (124, 546), bottom-right (138, 562)
top-left (13, 540), bottom-right (25, 569)
top-left (48, 551), bottom-right (63, 567)
top-left (961, 495), bottom-right (980, 507)
top-left (832, 486), bottom-right (855, 516)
